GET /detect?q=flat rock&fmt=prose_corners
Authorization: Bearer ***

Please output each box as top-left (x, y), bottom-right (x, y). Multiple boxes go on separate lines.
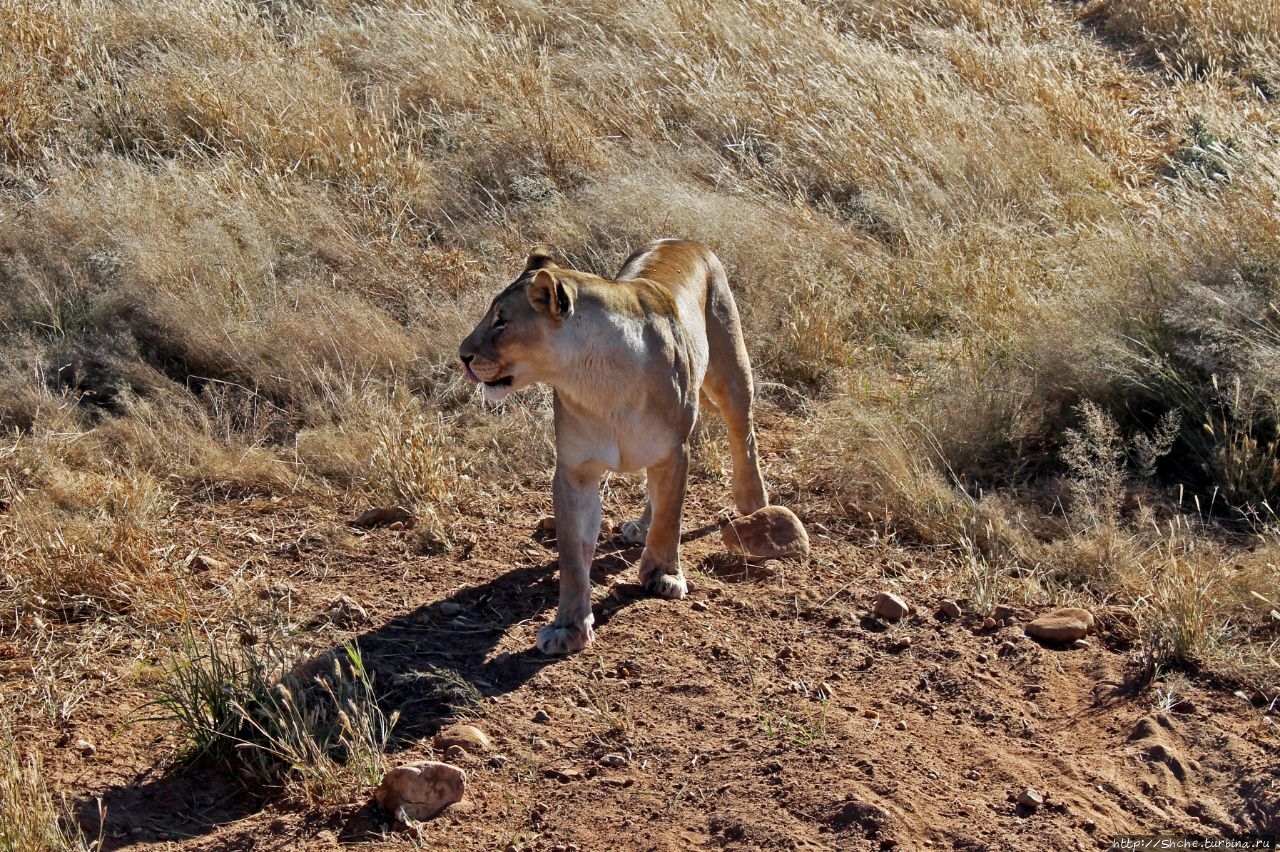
top-left (376, 762), bottom-right (466, 821)
top-left (433, 724), bottom-right (492, 755)
top-left (1025, 607), bottom-right (1094, 643)
top-left (351, 506), bottom-right (416, 529)
top-left (873, 592), bottom-right (910, 622)
top-left (721, 506), bottom-right (810, 560)
top-left (938, 599), bottom-right (962, 619)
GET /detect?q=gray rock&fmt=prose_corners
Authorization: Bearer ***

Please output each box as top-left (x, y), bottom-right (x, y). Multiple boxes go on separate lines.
top-left (1017, 787), bottom-right (1044, 810)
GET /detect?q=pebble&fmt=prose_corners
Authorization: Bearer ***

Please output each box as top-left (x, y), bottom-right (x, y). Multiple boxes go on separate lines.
top-left (532, 709), bottom-right (551, 724)
top-left (75, 739), bottom-right (96, 758)
top-left (444, 745), bottom-right (465, 761)
top-left (438, 601), bottom-right (462, 617)
top-left (873, 592), bottom-right (910, 622)
top-left (692, 600), bottom-right (709, 612)
top-left (998, 641), bottom-right (1018, 656)
top-left (1025, 607), bottom-right (1094, 643)
top-left (433, 724), bottom-right (493, 755)
top-left (895, 720), bottom-right (907, 731)
top-left (351, 506), bottom-right (417, 529)
top-left (326, 595), bottom-right (369, 628)
top-left (966, 769), bottom-right (981, 780)
top-left (816, 682), bottom-right (836, 702)
top-left (1017, 787), bottom-right (1044, 810)
top-left (721, 506), bottom-right (810, 560)
top-left (981, 617), bottom-right (998, 631)
top-left (938, 599), bottom-right (962, 619)
top-left (375, 761), bottom-right (466, 821)
top-left (1073, 639), bottom-right (1091, 650)
top-left (599, 753), bottom-right (628, 767)
top-left (993, 604), bottom-right (1019, 622)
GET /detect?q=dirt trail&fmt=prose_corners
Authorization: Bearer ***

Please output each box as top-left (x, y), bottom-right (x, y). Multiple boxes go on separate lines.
top-left (26, 424), bottom-right (1280, 851)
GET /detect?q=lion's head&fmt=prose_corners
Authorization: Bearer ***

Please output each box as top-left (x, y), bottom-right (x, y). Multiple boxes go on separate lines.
top-left (458, 248), bottom-right (578, 403)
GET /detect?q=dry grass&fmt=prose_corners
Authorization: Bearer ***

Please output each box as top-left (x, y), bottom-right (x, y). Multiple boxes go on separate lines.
top-left (2, 0), bottom-right (1279, 803)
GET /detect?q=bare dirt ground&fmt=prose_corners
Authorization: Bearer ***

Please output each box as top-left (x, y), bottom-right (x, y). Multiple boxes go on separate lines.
top-left (15, 416), bottom-right (1280, 851)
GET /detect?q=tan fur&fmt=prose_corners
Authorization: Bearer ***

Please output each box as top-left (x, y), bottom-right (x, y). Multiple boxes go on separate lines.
top-left (459, 239), bottom-right (768, 654)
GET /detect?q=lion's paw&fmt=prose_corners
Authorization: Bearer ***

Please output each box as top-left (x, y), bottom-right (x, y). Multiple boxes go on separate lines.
top-left (536, 621), bottom-right (595, 655)
top-left (619, 519), bottom-right (649, 546)
top-left (644, 571), bottom-right (688, 600)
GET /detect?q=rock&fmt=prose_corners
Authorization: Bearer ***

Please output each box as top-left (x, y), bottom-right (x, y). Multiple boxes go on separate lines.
top-left (1072, 639), bottom-right (1091, 650)
top-left (351, 507), bottom-right (416, 529)
top-left (190, 553), bottom-right (228, 573)
top-left (981, 617), bottom-right (998, 631)
top-left (538, 516), bottom-right (557, 532)
top-left (894, 720), bottom-right (907, 731)
top-left (74, 739), bottom-right (96, 758)
top-left (816, 682), bottom-right (836, 702)
top-left (326, 595), bottom-right (369, 628)
top-left (433, 724), bottom-right (492, 755)
top-left (599, 753), bottom-right (628, 767)
top-left (993, 604), bottom-right (1019, 622)
top-left (375, 762), bottom-right (466, 821)
top-left (691, 600), bottom-right (709, 613)
top-left (438, 601), bottom-right (462, 617)
top-left (444, 745), bottom-right (465, 761)
top-left (1017, 787), bottom-right (1044, 810)
top-left (938, 599), bottom-right (962, 619)
top-left (721, 506), bottom-right (810, 560)
top-left (532, 709), bottom-right (551, 724)
top-left (1025, 607), bottom-right (1094, 643)
top-left (873, 592), bottom-right (910, 622)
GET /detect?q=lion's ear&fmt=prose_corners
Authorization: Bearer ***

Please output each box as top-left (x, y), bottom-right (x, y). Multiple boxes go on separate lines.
top-left (528, 269), bottom-right (575, 320)
top-left (523, 245), bottom-right (559, 272)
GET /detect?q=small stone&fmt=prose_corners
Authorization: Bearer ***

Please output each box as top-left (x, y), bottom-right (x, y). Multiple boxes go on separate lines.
top-left (488, 755), bottom-right (508, 769)
top-left (375, 761), bottom-right (466, 821)
top-left (966, 769), bottom-right (980, 780)
top-left (539, 516), bottom-right (557, 532)
top-left (873, 592), bottom-right (910, 622)
top-left (74, 739), bottom-right (96, 758)
top-left (938, 599), bottom-right (962, 619)
top-left (438, 601), bottom-right (462, 617)
top-left (1017, 787), bottom-right (1044, 810)
top-left (981, 617), bottom-right (998, 631)
top-left (599, 753), bottom-right (628, 767)
top-left (351, 506), bottom-right (417, 529)
top-left (191, 553), bottom-right (228, 573)
top-left (895, 720), bottom-right (907, 731)
top-left (816, 682), bottom-right (836, 702)
top-left (998, 641), bottom-right (1017, 656)
top-left (691, 600), bottom-right (709, 613)
top-left (862, 709), bottom-right (879, 719)
top-left (532, 709), bottom-right (551, 724)
top-left (993, 604), bottom-right (1019, 622)
top-left (721, 506), bottom-right (810, 560)
top-left (1072, 639), bottom-right (1091, 650)
top-left (326, 595), bottom-right (369, 628)
top-left (433, 724), bottom-right (493, 755)
top-left (1025, 608), bottom-right (1094, 643)
top-left (444, 745), bottom-right (465, 761)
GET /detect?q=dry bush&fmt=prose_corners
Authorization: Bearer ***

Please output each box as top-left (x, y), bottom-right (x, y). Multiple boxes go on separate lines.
top-left (1085, 0), bottom-right (1280, 93)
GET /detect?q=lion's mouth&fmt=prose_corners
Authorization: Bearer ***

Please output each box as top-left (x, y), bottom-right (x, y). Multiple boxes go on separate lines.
top-left (463, 361), bottom-right (513, 389)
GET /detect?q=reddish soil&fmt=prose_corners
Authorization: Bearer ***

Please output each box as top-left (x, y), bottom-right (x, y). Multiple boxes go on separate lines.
top-left (14, 423), bottom-right (1280, 851)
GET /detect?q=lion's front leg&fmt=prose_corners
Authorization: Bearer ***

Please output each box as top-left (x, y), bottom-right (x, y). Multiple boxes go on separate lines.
top-left (537, 465), bottom-right (601, 655)
top-left (638, 448), bottom-right (689, 600)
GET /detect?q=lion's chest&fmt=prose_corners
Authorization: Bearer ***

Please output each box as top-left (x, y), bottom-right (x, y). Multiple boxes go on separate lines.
top-left (556, 404), bottom-right (684, 474)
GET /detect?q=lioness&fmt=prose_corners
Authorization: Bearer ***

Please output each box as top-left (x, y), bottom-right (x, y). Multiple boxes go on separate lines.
top-left (458, 240), bottom-right (768, 654)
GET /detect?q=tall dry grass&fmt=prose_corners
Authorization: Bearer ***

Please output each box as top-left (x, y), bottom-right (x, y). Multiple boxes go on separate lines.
top-left (1, 0), bottom-right (1278, 723)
